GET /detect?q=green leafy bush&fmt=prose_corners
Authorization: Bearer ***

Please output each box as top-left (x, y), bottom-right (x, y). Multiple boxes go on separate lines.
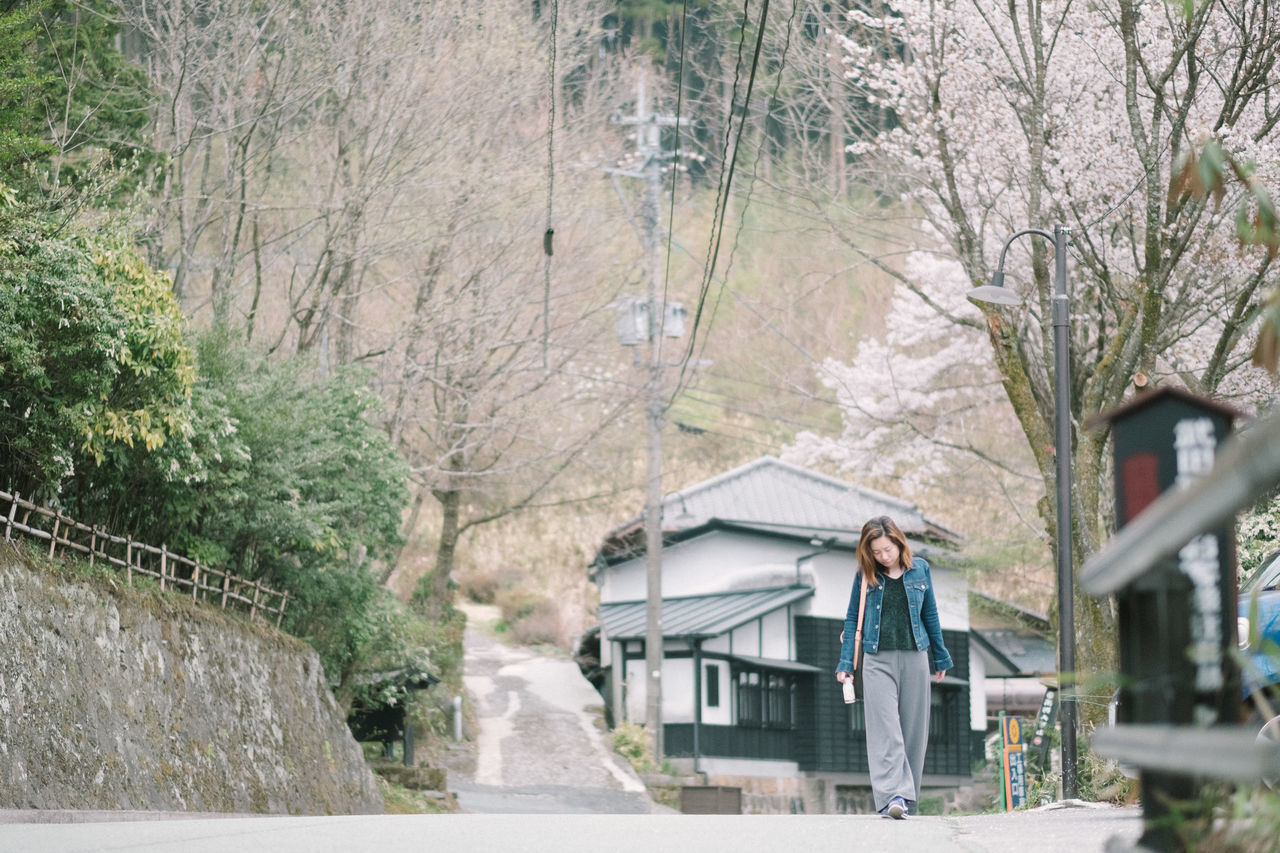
top-left (0, 230), bottom-right (193, 502)
top-left (143, 329), bottom-right (411, 689)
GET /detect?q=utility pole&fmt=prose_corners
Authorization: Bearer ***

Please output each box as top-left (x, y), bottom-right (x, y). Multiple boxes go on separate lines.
top-left (606, 71), bottom-right (683, 763)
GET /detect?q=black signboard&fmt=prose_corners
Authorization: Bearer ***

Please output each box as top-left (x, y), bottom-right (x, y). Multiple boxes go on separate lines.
top-left (1028, 686), bottom-right (1058, 771)
top-left (1101, 386), bottom-right (1240, 729)
top-left (1092, 386), bottom-right (1241, 848)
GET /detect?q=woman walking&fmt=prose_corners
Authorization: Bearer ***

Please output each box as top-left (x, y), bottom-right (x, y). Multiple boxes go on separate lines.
top-left (835, 516), bottom-right (951, 819)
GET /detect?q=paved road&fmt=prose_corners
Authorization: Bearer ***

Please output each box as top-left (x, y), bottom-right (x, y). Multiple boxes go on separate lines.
top-left (0, 803), bottom-right (1144, 852)
top-left (448, 603), bottom-right (659, 814)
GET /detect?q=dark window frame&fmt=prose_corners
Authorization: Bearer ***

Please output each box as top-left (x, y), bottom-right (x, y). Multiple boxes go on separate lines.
top-left (734, 665), bottom-right (796, 730)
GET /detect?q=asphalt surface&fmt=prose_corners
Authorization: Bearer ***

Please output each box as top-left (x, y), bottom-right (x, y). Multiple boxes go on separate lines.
top-left (0, 804), bottom-right (1146, 852)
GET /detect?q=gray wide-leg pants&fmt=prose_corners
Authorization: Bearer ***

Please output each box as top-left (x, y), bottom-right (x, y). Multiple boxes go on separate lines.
top-left (862, 648), bottom-right (931, 812)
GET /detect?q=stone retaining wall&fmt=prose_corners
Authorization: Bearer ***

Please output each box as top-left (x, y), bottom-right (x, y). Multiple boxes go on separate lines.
top-left (0, 544), bottom-right (382, 814)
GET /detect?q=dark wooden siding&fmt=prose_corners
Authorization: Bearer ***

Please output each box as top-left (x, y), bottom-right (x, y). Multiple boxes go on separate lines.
top-left (795, 615), bottom-right (860, 772)
top-left (929, 627), bottom-right (971, 775)
top-left (794, 615), bottom-right (972, 776)
top-left (665, 724), bottom-right (795, 761)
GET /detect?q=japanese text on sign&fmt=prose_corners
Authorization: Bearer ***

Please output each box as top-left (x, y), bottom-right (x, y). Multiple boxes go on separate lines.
top-left (1173, 417), bottom-right (1216, 488)
top-left (1172, 416), bottom-right (1224, 726)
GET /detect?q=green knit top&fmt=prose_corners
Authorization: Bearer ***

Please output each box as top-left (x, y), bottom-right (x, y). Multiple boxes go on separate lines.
top-left (878, 573), bottom-right (917, 651)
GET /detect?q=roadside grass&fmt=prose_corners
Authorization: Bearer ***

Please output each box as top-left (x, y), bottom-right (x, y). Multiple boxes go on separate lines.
top-left (375, 774), bottom-right (456, 814)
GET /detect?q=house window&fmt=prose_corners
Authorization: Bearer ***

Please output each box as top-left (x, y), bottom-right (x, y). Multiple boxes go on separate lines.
top-left (737, 671), bottom-right (761, 726)
top-left (735, 668), bottom-right (795, 729)
top-left (705, 664), bottom-right (720, 708)
top-left (929, 687), bottom-right (947, 738)
top-left (764, 673), bottom-right (794, 729)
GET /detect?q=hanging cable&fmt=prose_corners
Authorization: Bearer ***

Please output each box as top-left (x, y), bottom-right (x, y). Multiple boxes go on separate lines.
top-left (669, 0), bottom-right (772, 402)
top-left (681, 0), bottom-right (799, 400)
top-left (540, 0), bottom-right (560, 366)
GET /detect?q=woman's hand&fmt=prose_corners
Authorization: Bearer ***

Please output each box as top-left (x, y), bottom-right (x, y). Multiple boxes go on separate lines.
top-left (934, 670), bottom-right (947, 683)
top-left (836, 670), bottom-right (852, 684)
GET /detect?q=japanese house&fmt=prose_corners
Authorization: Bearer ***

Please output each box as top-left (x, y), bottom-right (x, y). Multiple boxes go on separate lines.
top-left (585, 456), bottom-right (976, 793)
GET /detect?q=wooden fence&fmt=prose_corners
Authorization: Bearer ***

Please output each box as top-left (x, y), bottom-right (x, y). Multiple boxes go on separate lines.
top-left (0, 489), bottom-right (288, 626)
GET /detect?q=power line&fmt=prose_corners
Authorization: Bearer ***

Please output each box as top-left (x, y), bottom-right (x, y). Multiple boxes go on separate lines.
top-left (657, 228), bottom-right (855, 402)
top-left (688, 0), bottom-right (801, 385)
top-left (673, 0), bottom-right (773, 400)
top-left (1076, 131), bottom-right (1176, 232)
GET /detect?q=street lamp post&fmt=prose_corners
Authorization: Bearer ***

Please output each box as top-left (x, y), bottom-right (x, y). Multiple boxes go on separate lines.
top-left (969, 224), bottom-right (1078, 800)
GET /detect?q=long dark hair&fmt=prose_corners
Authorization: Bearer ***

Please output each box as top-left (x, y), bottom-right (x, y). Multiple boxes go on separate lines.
top-left (856, 516), bottom-right (913, 588)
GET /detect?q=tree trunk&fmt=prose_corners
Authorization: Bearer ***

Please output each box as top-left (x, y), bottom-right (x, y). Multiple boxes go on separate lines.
top-left (382, 482), bottom-right (430, 585)
top-left (1063, 457), bottom-right (1117, 729)
top-left (424, 485), bottom-right (462, 618)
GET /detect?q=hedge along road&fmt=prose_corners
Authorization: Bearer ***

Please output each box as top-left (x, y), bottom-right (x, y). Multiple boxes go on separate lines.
top-left (447, 602), bottom-right (659, 814)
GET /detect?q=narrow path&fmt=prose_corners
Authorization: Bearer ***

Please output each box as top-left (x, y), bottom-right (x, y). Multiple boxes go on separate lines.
top-left (448, 604), bottom-right (664, 814)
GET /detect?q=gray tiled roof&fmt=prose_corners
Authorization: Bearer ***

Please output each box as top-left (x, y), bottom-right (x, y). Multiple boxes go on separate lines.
top-left (657, 455), bottom-right (947, 537)
top-left (973, 628), bottom-right (1057, 676)
top-left (599, 585), bottom-right (814, 640)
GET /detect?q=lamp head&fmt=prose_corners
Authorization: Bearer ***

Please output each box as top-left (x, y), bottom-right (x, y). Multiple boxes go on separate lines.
top-left (967, 269), bottom-right (1023, 306)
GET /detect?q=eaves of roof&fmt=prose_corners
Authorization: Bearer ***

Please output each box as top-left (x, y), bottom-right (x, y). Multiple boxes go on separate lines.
top-left (594, 517), bottom-right (945, 573)
top-left (598, 584), bottom-right (814, 641)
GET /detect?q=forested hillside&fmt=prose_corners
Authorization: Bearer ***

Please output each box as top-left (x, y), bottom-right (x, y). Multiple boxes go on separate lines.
top-left (3, 0), bottom-right (1279, 749)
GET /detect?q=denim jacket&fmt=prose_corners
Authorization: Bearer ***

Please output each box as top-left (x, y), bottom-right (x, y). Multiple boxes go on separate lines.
top-left (836, 556), bottom-right (953, 675)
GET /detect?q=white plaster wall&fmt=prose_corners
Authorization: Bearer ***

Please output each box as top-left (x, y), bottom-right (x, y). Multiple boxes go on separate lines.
top-left (623, 655), bottom-right (698, 723)
top-left (663, 657), bottom-right (695, 723)
top-left (731, 620), bottom-right (760, 656)
top-left (929, 564), bottom-right (969, 632)
top-left (701, 659), bottom-right (732, 726)
top-left (760, 608), bottom-right (791, 659)
top-left (806, 550), bottom-right (860, 619)
top-left (611, 641), bottom-right (625, 722)
top-left (703, 634), bottom-right (731, 654)
top-left (600, 531), bottom-right (818, 602)
top-left (624, 658), bottom-right (644, 722)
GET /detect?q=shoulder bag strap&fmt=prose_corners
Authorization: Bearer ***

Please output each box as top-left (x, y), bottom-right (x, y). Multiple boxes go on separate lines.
top-left (852, 572), bottom-right (868, 670)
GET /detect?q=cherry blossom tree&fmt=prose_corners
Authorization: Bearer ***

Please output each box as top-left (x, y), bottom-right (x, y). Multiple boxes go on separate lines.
top-left (787, 0), bottom-right (1280, 694)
